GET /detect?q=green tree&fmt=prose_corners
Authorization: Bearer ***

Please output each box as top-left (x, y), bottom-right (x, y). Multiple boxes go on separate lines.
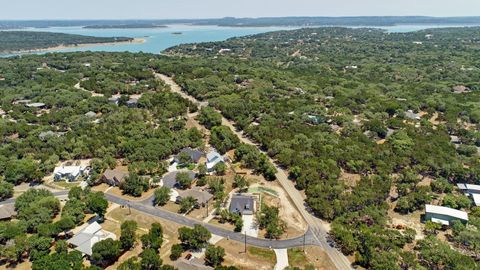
top-left (118, 257), bottom-right (141, 270)
top-left (141, 248), bottom-right (162, 270)
top-left (91, 238), bottom-right (121, 267)
top-left (179, 196), bottom-right (197, 213)
top-left (205, 244), bottom-right (225, 267)
top-left (176, 172), bottom-right (193, 189)
top-left (178, 225), bottom-right (211, 250)
top-left (121, 173), bottom-right (149, 197)
top-left (120, 220), bottom-right (138, 250)
top-left (169, 244), bottom-right (183, 261)
top-left (0, 181), bottom-right (14, 201)
top-left (86, 192), bottom-right (108, 218)
top-left (141, 222), bottom-right (163, 250)
top-left (198, 107), bottom-right (222, 129)
top-left (154, 186), bottom-right (171, 206)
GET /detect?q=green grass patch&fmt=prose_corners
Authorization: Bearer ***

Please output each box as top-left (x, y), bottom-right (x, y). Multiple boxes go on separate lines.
top-left (288, 248), bottom-right (308, 267)
top-left (248, 246), bottom-right (276, 263)
top-left (248, 186), bottom-right (279, 197)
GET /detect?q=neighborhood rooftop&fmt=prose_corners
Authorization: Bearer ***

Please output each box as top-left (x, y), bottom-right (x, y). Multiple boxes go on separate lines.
top-left (0, 204), bottom-right (17, 220)
top-left (162, 170), bottom-right (196, 189)
top-left (176, 147), bottom-right (204, 163)
top-left (67, 222), bottom-right (116, 256)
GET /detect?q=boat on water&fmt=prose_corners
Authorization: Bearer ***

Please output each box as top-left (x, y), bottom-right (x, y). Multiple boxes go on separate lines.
top-left (171, 32), bottom-right (183, 35)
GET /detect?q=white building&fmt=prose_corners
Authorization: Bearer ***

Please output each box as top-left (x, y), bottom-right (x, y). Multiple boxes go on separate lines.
top-left (425, 204), bottom-right (468, 225)
top-left (457, 183), bottom-right (480, 206)
top-left (67, 222), bottom-right (116, 256)
top-left (54, 165), bottom-right (86, 182)
top-left (206, 149), bottom-right (224, 172)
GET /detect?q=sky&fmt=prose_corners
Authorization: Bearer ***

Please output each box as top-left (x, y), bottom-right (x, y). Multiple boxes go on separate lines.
top-left (1, 0), bottom-right (480, 20)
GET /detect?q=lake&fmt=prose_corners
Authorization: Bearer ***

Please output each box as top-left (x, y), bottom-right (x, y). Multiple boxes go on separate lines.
top-left (6, 23), bottom-right (480, 55)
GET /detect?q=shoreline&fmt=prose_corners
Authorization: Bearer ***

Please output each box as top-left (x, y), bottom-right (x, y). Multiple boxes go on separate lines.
top-left (1, 37), bottom-right (146, 55)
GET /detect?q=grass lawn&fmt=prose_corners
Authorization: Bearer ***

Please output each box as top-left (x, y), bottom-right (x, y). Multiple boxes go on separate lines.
top-left (288, 248), bottom-right (309, 267)
top-left (247, 246), bottom-right (276, 263)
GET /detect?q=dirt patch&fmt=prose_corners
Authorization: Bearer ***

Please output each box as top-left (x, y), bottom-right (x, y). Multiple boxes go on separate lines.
top-left (339, 170), bottom-right (362, 188)
top-left (216, 239), bottom-right (275, 270)
top-left (289, 246), bottom-right (337, 270)
top-left (107, 186), bottom-right (156, 201)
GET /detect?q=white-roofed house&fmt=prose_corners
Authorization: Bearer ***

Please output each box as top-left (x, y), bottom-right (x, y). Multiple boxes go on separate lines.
top-left (425, 204), bottom-right (468, 225)
top-left (54, 165), bottom-right (86, 182)
top-left (67, 222), bottom-right (116, 256)
top-left (457, 183), bottom-right (480, 206)
top-left (206, 149), bottom-right (224, 172)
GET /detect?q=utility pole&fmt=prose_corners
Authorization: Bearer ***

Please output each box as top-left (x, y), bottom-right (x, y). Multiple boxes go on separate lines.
top-left (303, 233), bottom-right (306, 252)
top-left (127, 203), bottom-right (131, 215)
top-left (205, 201), bottom-right (209, 218)
top-left (244, 232), bottom-right (247, 253)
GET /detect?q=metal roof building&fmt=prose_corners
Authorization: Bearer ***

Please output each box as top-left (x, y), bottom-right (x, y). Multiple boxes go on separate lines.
top-left (425, 204), bottom-right (468, 225)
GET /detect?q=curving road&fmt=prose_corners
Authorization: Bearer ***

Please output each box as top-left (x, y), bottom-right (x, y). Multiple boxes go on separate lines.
top-left (0, 190), bottom-right (317, 249)
top-left (156, 73), bottom-right (353, 270)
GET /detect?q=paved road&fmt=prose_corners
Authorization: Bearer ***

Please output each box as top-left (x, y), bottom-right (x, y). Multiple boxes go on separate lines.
top-left (157, 73), bottom-right (353, 270)
top-left (1, 190), bottom-right (316, 249)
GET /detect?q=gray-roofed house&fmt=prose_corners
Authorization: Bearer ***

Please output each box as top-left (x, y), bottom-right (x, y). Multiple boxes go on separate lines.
top-left (67, 222), bottom-right (116, 256)
top-left (161, 170), bottom-right (196, 189)
top-left (175, 148), bottom-right (204, 164)
top-left (175, 258), bottom-right (213, 270)
top-left (84, 111), bottom-right (97, 118)
top-left (108, 96), bottom-right (119, 105)
top-left (229, 194), bottom-right (256, 215)
top-left (102, 167), bottom-right (129, 186)
top-left (39, 131), bottom-right (65, 141)
top-left (0, 204), bottom-right (17, 221)
top-left (425, 204), bottom-right (468, 225)
top-left (405, 110), bottom-right (421, 120)
top-left (126, 98), bottom-right (138, 107)
top-left (176, 188), bottom-right (213, 207)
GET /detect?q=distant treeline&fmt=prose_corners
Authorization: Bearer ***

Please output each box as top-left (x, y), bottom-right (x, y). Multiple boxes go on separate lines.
top-left (2, 16), bottom-right (480, 29)
top-left (0, 31), bottom-right (133, 53)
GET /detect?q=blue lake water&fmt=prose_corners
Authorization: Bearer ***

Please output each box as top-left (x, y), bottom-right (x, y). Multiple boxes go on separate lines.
top-left (4, 24), bottom-right (480, 56)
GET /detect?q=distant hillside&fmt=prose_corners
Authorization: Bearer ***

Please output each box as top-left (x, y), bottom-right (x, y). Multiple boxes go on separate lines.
top-left (1, 16), bottom-right (480, 29)
top-left (84, 23), bottom-right (167, 29)
top-left (0, 31), bottom-right (133, 53)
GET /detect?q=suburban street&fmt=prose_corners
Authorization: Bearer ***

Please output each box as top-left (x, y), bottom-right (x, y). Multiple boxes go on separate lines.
top-left (157, 73), bottom-right (353, 270)
top-left (0, 190), bottom-right (318, 249)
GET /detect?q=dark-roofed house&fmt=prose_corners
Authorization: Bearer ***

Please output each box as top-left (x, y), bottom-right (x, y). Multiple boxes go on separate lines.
top-left (0, 204), bottom-right (17, 221)
top-left (229, 194), bottom-right (256, 215)
top-left (174, 148), bottom-right (204, 164)
top-left (175, 258), bottom-right (213, 270)
top-left (102, 167), bottom-right (129, 186)
top-left (162, 170), bottom-right (196, 189)
top-left (177, 188), bottom-right (213, 207)
top-left (126, 98), bottom-right (138, 107)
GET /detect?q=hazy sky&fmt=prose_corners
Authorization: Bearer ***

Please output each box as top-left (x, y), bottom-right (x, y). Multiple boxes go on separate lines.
top-left (2, 0), bottom-right (480, 20)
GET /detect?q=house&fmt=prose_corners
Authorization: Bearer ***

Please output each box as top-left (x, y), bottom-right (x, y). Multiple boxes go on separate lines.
top-left (0, 204), bottom-right (17, 221)
top-left (206, 149), bottom-right (224, 172)
top-left (12, 99), bottom-right (31, 105)
top-left (405, 110), bottom-right (421, 120)
top-left (26, 102), bottom-right (46, 109)
top-left (102, 167), bottom-right (129, 186)
top-left (39, 131), bottom-right (65, 141)
top-left (108, 96), bottom-right (120, 105)
top-left (161, 170), bottom-right (196, 189)
top-left (175, 148), bottom-right (204, 164)
top-left (54, 165), bottom-right (86, 182)
top-left (175, 258), bottom-right (213, 270)
top-left (84, 111), bottom-right (97, 118)
top-left (450, 135), bottom-right (461, 144)
top-left (67, 222), bottom-right (116, 256)
top-left (176, 188), bottom-right (213, 207)
top-left (425, 204), bottom-right (468, 225)
top-left (229, 194), bottom-right (256, 215)
top-left (457, 183), bottom-right (480, 206)
top-left (126, 98), bottom-right (138, 107)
